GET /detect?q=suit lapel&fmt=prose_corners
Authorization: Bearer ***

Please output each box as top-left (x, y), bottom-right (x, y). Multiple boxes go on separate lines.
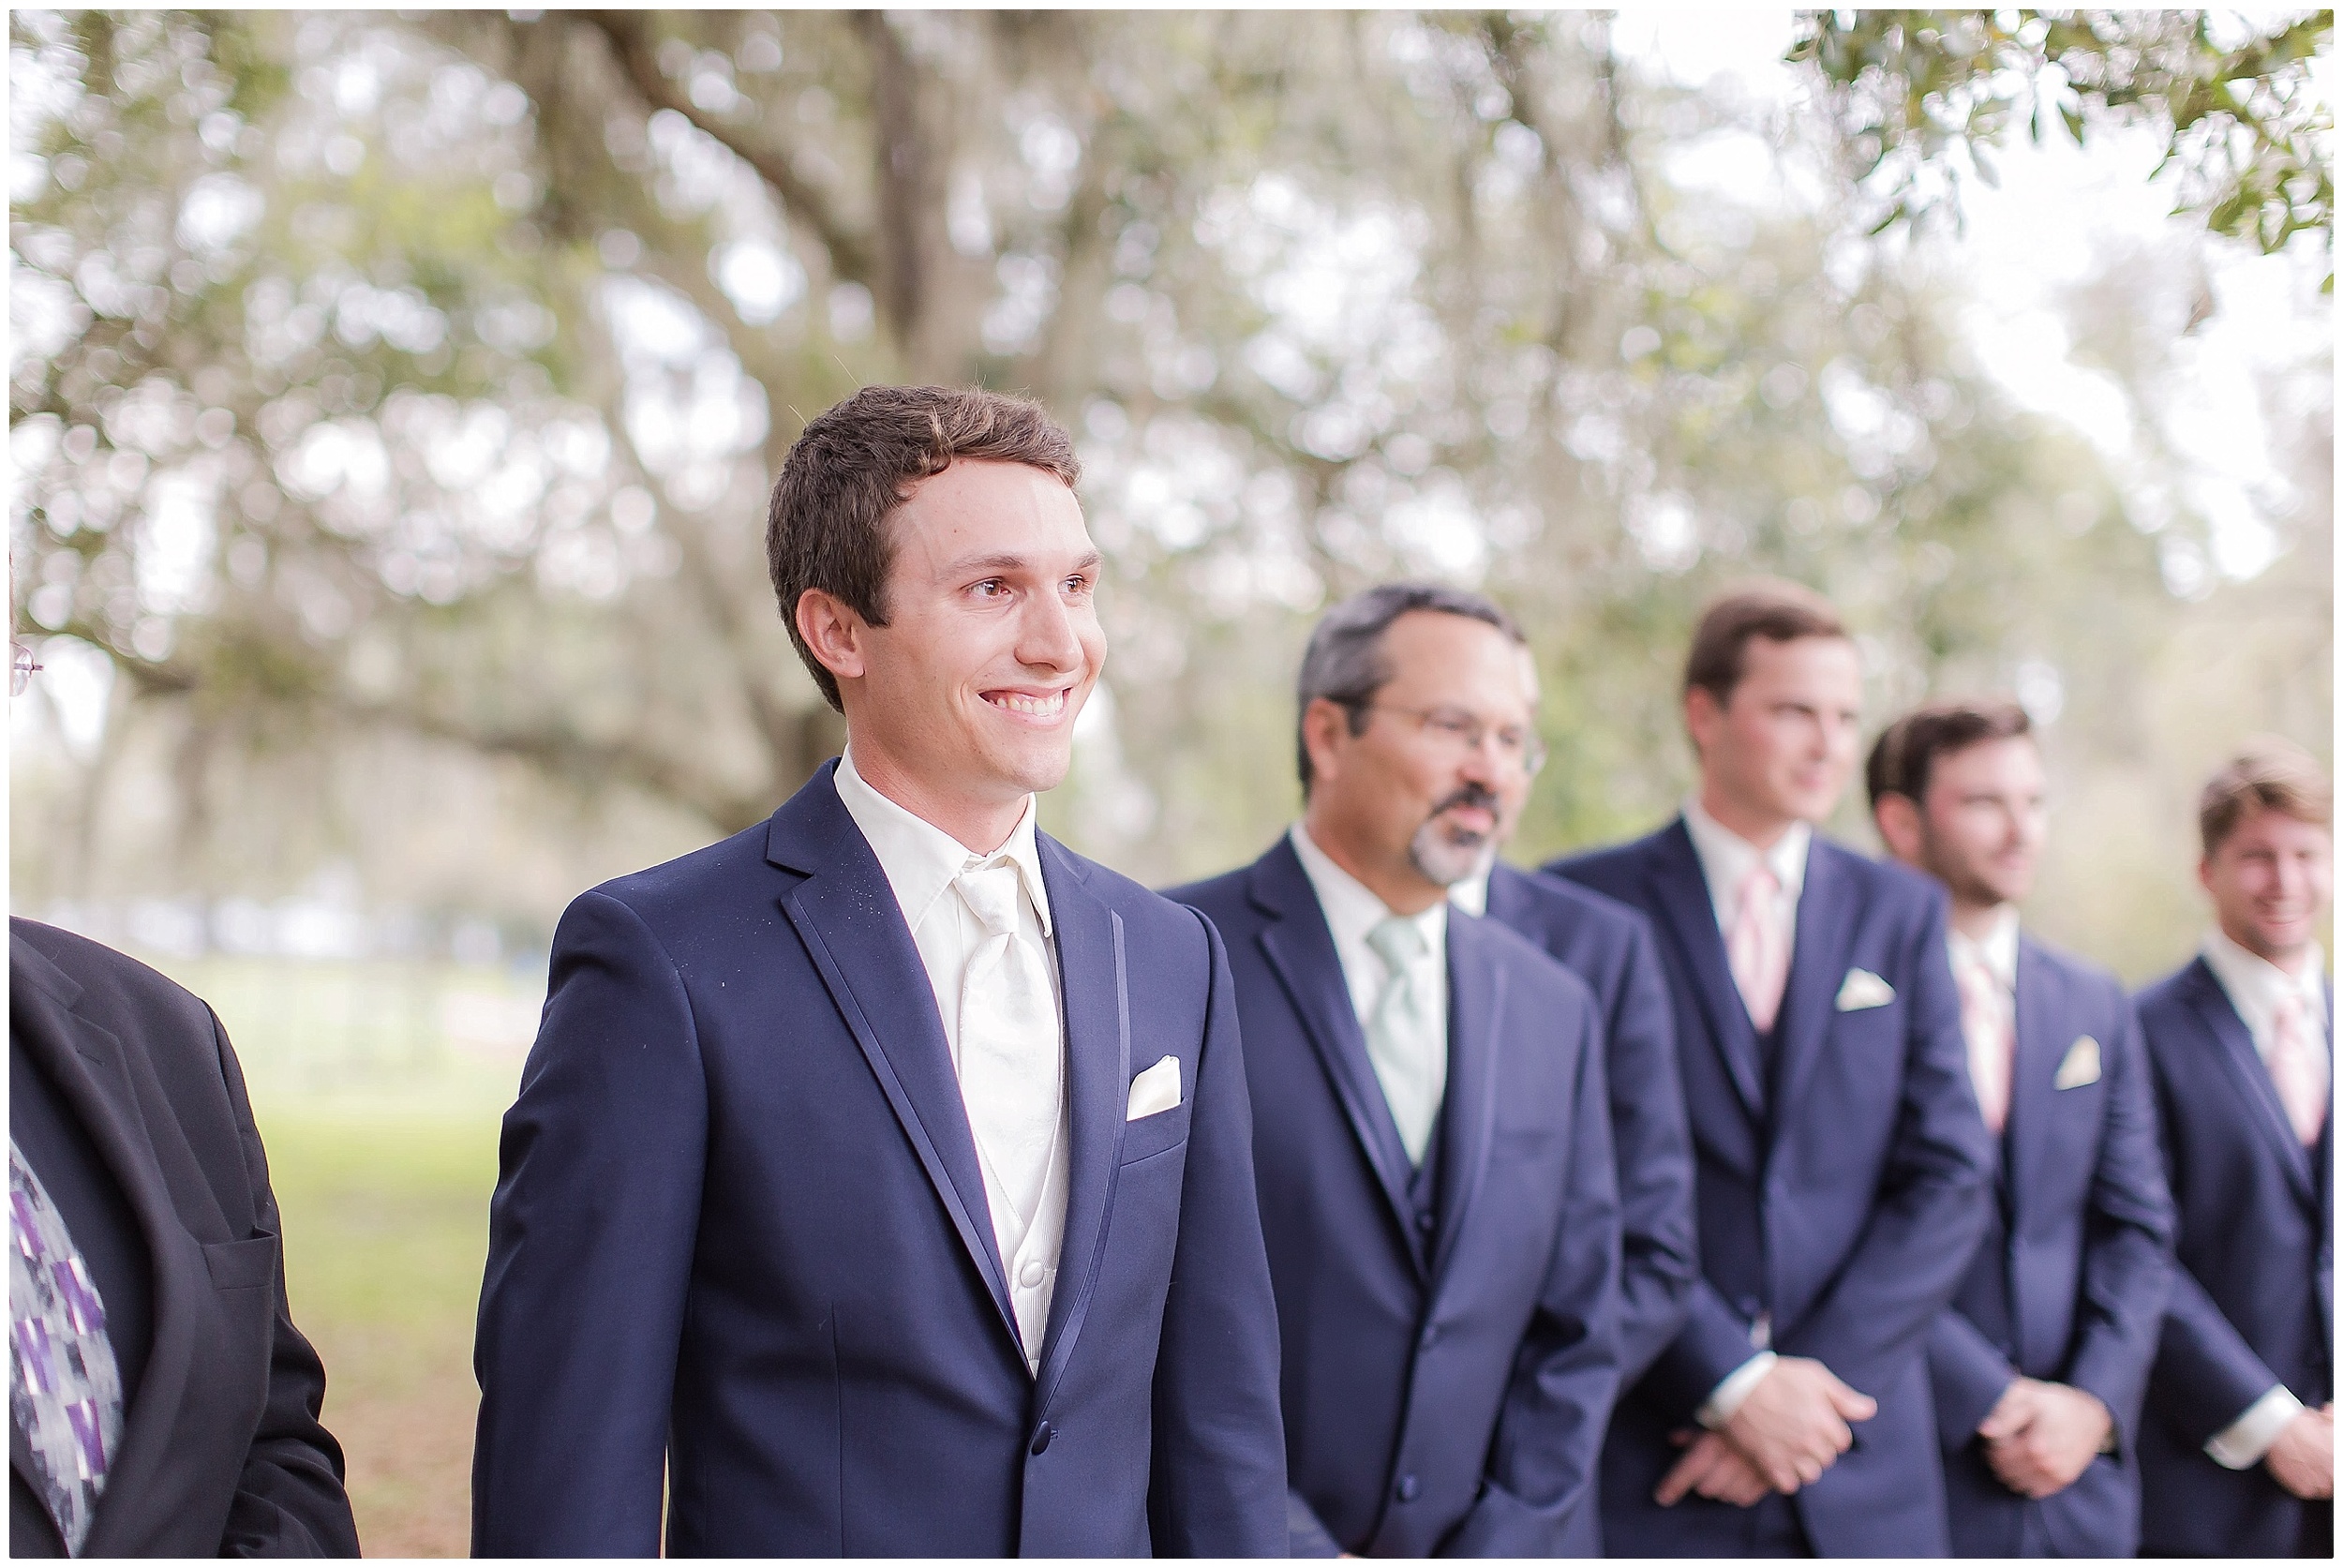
top-left (1644, 822), bottom-right (1766, 1119)
top-left (1768, 837), bottom-right (1858, 1119)
top-left (2183, 958), bottom-right (2316, 1206)
top-left (766, 769), bottom-right (1022, 1353)
top-left (7, 937), bottom-right (202, 1556)
top-left (1249, 842), bottom-right (1424, 1271)
top-left (1031, 838), bottom-right (1127, 1410)
top-left (2003, 939), bottom-right (2063, 1229)
top-left (1428, 916), bottom-right (1502, 1292)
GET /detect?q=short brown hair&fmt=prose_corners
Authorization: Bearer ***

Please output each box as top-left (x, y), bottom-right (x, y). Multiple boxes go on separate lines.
top-left (1865, 698), bottom-right (2033, 810)
top-left (1683, 578), bottom-right (1847, 705)
top-left (2199, 739), bottom-right (2332, 856)
top-left (767, 385), bottom-right (1081, 709)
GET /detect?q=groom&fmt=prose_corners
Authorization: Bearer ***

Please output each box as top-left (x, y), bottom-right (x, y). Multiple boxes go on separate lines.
top-left (470, 386), bottom-right (1287, 1556)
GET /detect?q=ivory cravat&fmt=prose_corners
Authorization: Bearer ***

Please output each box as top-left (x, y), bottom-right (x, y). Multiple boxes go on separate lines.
top-left (2268, 990), bottom-right (2328, 1145)
top-left (1952, 944), bottom-right (2013, 1134)
top-left (953, 860), bottom-right (1063, 1252)
top-left (1366, 915), bottom-right (1446, 1166)
top-left (1727, 863), bottom-right (1789, 1034)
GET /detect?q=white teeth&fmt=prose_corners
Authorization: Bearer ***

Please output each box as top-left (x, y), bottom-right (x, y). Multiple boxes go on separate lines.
top-left (989, 691), bottom-right (1066, 717)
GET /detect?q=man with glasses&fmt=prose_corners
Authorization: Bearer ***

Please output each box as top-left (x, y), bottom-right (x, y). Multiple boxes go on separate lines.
top-left (1170, 583), bottom-right (1621, 1556)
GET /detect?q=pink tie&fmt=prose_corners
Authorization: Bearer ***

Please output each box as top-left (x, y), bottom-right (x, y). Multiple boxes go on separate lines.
top-left (1954, 948), bottom-right (2012, 1134)
top-left (2268, 990), bottom-right (2328, 1146)
top-left (1728, 864), bottom-right (1788, 1034)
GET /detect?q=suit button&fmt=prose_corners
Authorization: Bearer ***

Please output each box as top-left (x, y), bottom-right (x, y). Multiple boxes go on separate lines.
top-left (1737, 1296), bottom-right (1760, 1319)
top-left (1396, 1473), bottom-right (1421, 1501)
top-left (1420, 1324), bottom-right (1440, 1350)
top-left (1415, 1211), bottom-right (1436, 1232)
top-left (1030, 1423), bottom-right (1053, 1456)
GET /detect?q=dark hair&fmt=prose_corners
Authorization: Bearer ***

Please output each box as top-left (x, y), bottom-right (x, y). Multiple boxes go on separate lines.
top-left (1865, 698), bottom-right (2034, 810)
top-left (767, 385), bottom-right (1081, 710)
top-left (2199, 738), bottom-right (2332, 856)
top-left (1294, 581), bottom-right (1527, 795)
top-left (1682, 577), bottom-right (1847, 706)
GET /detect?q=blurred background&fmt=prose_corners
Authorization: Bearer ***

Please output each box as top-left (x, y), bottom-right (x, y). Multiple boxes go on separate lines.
top-left (9, 8), bottom-right (2331, 1554)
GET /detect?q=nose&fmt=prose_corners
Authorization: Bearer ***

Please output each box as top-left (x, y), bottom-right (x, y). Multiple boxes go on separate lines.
top-left (1016, 586), bottom-right (1087, 676)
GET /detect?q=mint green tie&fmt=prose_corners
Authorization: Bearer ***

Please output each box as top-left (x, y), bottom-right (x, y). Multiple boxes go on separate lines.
top-left (1365, 916), bottom-right (1445, 1165)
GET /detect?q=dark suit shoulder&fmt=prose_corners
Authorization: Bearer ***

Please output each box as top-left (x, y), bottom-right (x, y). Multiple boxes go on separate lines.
top-left (1541, 823), bottom-right (1674, 896)
top-left (1813, 834), bottom-right (1940, 909)
top-left (1458, 905), bottom-right (1603, 1017)
top-left (580, 818), bottom-right (783, 926)
top-left (1494, 862), bottom-right (1652, 950)
top-left (1159, 864), bottom-right (1255, 927)
top-left (2134, 957), bottom-right (2216, 1028)
top-left (1044, 839), bottom-right (1212, 964)
top-left (2018, 933), bottom-right (2125, 1006)
top-left (11, 918), bottom-right (219, 1051)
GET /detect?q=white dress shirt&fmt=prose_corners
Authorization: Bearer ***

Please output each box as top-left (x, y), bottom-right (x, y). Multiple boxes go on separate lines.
top-left (833, 749), bottom-right (1069, 1372)
top-left (1679, 798), bottom-right (1813, 1426)
top-left (1289, 824), bottom-right (1450, 1145)
top-left (2196, 929), bottom-right (2331, 1469)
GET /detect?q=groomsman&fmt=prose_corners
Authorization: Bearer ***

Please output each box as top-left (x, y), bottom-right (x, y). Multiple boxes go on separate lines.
top-left (2137, 741), bottom-right (2334, 1558)
top-left (1550, 579), bottom-right (1992, 1556)
top-left (472, 387), bottom-right (1287, 1555)
top-left (1171, 584), bottom-right (1622, 1556)
top-left (1867, 699), bottom-right (2173, 1556)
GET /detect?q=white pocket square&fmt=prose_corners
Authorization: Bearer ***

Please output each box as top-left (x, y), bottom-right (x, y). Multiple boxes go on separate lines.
top-left (1126, 1053), bottom-right (1182, 1121)
top-left (2055, 1036), bottom-right (2102, 1090)
top-left (1835, 968), bottom-right (1896, 1011)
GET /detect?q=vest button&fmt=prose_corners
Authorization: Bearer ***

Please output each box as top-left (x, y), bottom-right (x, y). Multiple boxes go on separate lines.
top-left (1415, 1210), bottom-right (1436, 1232)
top-left (1396, 1473), bottom-right (1421, 1501)
top-left (1420, 1324), bottom-right (1440, 1350)
top-left (1030, 1423), bottom-right (1053, 1456)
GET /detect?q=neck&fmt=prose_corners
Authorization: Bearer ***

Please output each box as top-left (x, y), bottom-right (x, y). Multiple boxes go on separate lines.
top-left (1948, 898), bottom-right (2010, 944)
top-left (845, 739), bottom-right (1028, 857)
top-left (1301, 807), bottom-right (1445, 916)
top-left (1697, 780), bottom-right (1798, 851)
top-left (2221, 918), bottom-right (2310, 977)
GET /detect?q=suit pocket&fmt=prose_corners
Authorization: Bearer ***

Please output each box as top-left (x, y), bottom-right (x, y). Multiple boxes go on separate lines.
top-left (202, 1231), bottom-right (278, 1292)
top-left (1119, 1101), bottom-right (1191, 1165)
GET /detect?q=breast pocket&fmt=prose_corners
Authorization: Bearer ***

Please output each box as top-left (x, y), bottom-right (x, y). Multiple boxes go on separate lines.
top-left (201, 1231), bottom-right (278, 1292)
top-left (1120, 1100), bottom-right (1191, 1165)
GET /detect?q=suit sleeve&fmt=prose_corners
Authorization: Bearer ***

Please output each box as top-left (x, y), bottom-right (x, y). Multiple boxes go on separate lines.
top-left (1927, 1309), bottom-right (2020, 1447)
top-left (2061, 994), bottom-right (2175, 1455)
top-left (1147, 911), bottom-right (1289, 1557)
top-left (471, 891), bottom-right (709, 1557)
top-left (1776, 890), bottom-right (1994, 1400)
top-left (208, 1009), bottom-right (364, 1558)
top-left (1603, 917), bottom-right (1700, 1384)
top-left (1440, 995), bottom-right (1622, 1558)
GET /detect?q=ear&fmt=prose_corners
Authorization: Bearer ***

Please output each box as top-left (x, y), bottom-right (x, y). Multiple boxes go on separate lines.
top-left (2196, 855), bottom-right (2216, 895)
top-left (795, 588), bottom-right (869, 687)
top-left (1682, 684), bottom-right (1721, 760)
top-left (1300, 697), bottom-right (1353, 789)
top-left (1873, 792), bottom-right (1925, 866)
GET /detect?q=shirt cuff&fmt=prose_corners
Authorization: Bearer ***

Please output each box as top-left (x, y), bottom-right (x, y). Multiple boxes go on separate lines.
top-left (1697, 1351), bottom-right (1779, 1430)
top-left (2205, 1385), bottom-right (2306, 1470)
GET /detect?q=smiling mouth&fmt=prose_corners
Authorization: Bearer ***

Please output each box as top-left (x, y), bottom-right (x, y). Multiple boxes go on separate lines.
top-left (984, 689), bottom-right (1068, 720)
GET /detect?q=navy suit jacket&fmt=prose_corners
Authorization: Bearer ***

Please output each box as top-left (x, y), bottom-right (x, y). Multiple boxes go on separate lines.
top-left (1487, 863), bottom-right (1698, 1384)
top-left (1553, 820), bottom-right (1993, 1557)
top-left (2136, 956), bottom-right (2334, 1557)
top-left (471, 763), bottom-right (1288, 1557)
top-left (1926, 933), bottom-right (2173, 1558)
top-left (1170, 839), bottom-right (1621, 1558)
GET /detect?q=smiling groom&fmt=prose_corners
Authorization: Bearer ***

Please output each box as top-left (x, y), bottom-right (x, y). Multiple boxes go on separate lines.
top-left (470, 386), bottom-right (1287, 1557)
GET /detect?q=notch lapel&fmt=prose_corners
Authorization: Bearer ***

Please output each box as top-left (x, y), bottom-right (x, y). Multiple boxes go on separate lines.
top-left (1768, 839), bottom-right (1858, 1119)
top-left (1031, 839), bottom-right (1127, 1410)
top-left (1249, 842), bottom-right (1424, 1272)
top-left (766, 769), bottom-right (1022, 1354)
top-left (2183, 959), bottom-right (2316, 1207)
top-left (1428, 916), bottom-right (1502, 1292)
top-left (1644, 822), bottom-right (1767, 1120)
top-left (8, 936), bottom-right (202, 1557)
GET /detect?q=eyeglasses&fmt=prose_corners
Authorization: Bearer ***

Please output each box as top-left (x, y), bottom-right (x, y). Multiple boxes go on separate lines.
top-left (1353, 702), bottom-right (1547, 773)
top-left (10, 643), bottom-right (40, 699)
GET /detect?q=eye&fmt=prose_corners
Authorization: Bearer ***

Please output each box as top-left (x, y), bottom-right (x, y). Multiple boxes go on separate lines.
top-left (970, 577), bottom-right (1008, 599)
top-left (1062, 574), bottom-right (1094, 597)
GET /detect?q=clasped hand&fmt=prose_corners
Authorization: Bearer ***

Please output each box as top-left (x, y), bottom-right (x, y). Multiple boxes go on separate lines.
top-left (2265, 1403), bottom-right (2335, 1501)
top-left (1655, 1357), bottom-right (1877, 1507)
top-left (1977, 1378), bottom-right (2112, 1499)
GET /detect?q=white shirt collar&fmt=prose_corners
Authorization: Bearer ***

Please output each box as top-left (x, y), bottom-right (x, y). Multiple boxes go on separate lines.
top-left (1680, 794), bottom-right (1811, 928)
top-left (833, 748), bottom-right (1052, 938)
top-left (1446, 848), bottom-right (1499, 918)
top-left (2201, 926), bottom-right (2327, 1046)
top-left (1948, 905), bottom-right (2022, 993)
top-left (1289, 823), bottom-right (1448, 965)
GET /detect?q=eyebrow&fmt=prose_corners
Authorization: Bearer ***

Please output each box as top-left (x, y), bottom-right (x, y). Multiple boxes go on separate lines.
top-left (940, 549), bottom-right (1103, 577)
